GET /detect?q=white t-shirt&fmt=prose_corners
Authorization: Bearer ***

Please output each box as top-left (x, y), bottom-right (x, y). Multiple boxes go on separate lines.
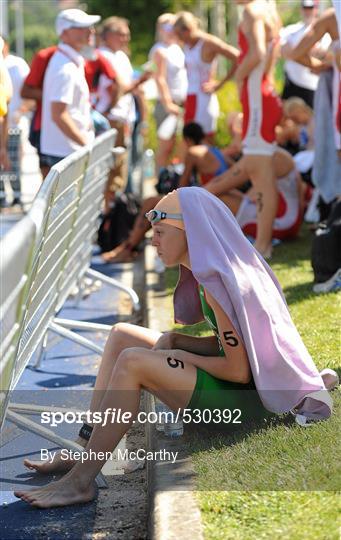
top-left (149, 42), bottom-right (188, 103)
top-left (97, 47), bottom-right (135, 125)
top-left (281, 22), bottom-right (331, 91)
top-left (41, 43), bottom-right (94, 157)
top-left (4, 53), bottom-right (29, 128)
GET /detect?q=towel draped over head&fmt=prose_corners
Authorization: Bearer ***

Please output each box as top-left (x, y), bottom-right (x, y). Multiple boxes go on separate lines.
top-left (173, 187), bottom-right (333, 422)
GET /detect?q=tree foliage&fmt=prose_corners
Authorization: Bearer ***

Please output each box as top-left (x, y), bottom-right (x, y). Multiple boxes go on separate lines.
top-left (86, 0), bottom-right (174, 64)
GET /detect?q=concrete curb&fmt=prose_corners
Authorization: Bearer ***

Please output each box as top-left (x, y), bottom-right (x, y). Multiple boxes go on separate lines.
top-left (144, 241), bottom-right (204, 540)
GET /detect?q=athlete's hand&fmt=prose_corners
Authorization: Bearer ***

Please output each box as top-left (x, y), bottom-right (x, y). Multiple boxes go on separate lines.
top-left (201, 80), bottom-right (220, 94)
top-left (166, 103), bottom-right (181, 116)
top-left (309, 58), bottom-right (332, 75)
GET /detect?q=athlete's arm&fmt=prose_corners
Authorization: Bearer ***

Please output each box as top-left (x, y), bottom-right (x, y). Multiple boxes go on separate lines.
top-left (153, 48), bottom-right (180, 115)
top-left (203, 290), bottom-right (251, 383)
top-left (234, 10), bottom-right (267, 84)
top-left (202, 36), bottom-right (240, 93)
top-left (289, 8), bottom-right (338, 65)
top-left (153, 332), bottom-right (220, 356)
top-left (179, 148), bottom-right (197, 188)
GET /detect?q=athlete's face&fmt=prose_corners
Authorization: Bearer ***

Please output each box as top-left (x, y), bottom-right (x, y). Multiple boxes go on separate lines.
top-left (289, 108), bottom-right (310, 125)
top-left (151, 223), bottom-right (188, 267)
top-left (174, 25), bottom-right (191, 44)
top-left (302, 7), bottom-right (316, 25)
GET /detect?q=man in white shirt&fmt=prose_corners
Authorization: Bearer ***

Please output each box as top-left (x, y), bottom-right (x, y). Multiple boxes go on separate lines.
top-left (281, 0), bottom-right (330, 108)
top-left (40, 9), bottom-right (100, 176)
top-left (98, 17), bottom-right (150, 198)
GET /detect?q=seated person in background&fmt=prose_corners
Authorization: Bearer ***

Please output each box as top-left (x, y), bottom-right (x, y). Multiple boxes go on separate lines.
top-left (205, 147), bottom-right (306, 242)
top-left (179, 122), bottom-right (229, 186)
top-left (102, 122), bottom-right (230, 263)
top-left (276, 97), bottom-right (314, 153)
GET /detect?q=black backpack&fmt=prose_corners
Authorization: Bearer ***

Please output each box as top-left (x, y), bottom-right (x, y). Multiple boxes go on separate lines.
top-left (155, 165), bottom-right (181, 195)
top-left (311, 200), bottom-right (341, 283)
top-left (97, 193), bottom-right (141, 252)
top-left (155, 165), bottom-right (197, 194)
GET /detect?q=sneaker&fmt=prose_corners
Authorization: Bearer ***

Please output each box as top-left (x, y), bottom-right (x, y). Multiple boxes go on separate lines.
top-left (313, 268), bottom-right (341, 294)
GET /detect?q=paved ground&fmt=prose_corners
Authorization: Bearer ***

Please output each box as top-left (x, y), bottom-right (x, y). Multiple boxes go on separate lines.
top-left (0, 131), bottom-right (149, 539)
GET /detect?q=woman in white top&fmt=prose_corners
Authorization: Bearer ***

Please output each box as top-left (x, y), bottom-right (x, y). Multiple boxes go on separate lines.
top-left (149, 14), bottom-right (188, 173)
top-left (173, 11), bottom-right (239, 143)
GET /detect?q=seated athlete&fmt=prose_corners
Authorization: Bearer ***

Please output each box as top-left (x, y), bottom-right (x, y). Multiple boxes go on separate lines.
top-left (205, 147), bottom-right (305, 241)
top-left (179, 122), bottom-right (229, 186)
top-left (101, 122), bottom-right (229, 263)
top-left (15, 188), bottom-right (336, 508)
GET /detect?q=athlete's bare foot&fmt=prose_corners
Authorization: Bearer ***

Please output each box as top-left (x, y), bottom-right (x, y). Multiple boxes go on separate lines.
top-left (102, 243), bottom-right (138, 263)
top-left (14, 474), bottom-right (96, 508)
top-left (254, 244), bottom-right (272, 260)
top-left (24, 440), bottom-right (86, 475)
top-left (24, 454), bottom-right (75, 475)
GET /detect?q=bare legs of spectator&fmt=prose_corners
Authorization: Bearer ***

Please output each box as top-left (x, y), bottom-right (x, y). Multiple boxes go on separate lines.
top-left (103, 119), bottom-right (128, 214)
top-left (101, 195), bottom-right (162, 263)
top-left (243, 155), bottom-right (278, 259)
top-left (155, 136), bottom-right (176, 175)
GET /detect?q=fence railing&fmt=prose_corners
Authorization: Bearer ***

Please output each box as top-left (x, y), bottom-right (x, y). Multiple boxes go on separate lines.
top-left (0, 130), bottom-right (140, 487)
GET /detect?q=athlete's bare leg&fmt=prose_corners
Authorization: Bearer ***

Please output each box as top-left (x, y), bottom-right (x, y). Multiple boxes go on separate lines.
top-left (243, 155), bottom-right (277, 258)
top-left (101, 196), bottom-right (162, 263)
top-left (219, 190), bottom-right (244, 215)
top-left (24, 323), bottom-right (162, 475)
top-left (155, 136), bottom-right (176, 174)
top-left (15, 346), bottom-right (199, 508)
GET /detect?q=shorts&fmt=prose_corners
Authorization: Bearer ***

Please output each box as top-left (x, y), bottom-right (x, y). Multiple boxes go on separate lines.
top-left (39, 153), bottom-right (64, 169)
top-left (184, 92), bottom-right (219, 135)
top-left (187, 368), bottom-right (269, 422)
top-left (154, 101), bottom-right (169, 129)
top-left (154, 101), bottom-right (181, 140)
top-left (281, 74), bottom-right (315, 109)
top-left (241, 72), bottom-right (283, 156)
top-left (236, 192), bottom-right (302, 240)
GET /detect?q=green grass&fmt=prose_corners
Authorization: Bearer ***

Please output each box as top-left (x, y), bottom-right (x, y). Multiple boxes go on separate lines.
top-left (164, 224), bottom-right (341, 539)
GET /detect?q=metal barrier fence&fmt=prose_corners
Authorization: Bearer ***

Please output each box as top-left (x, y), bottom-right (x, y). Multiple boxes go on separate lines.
top-left (0, 130), bottom-right (140, 487)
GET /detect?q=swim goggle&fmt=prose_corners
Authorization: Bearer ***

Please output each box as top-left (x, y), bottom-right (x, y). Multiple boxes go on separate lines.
top-left (145, 210), bottom-right (183, 224)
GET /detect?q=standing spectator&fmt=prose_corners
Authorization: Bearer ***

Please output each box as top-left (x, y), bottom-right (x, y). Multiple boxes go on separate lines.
top-left (97, 17), bottom-right (150, 203)
top-left (234, 0), bottom-right (283, 259)
top-left (173, 11), bottom-right (239, 143)
top-left (149, 13), bottom-right (188, 174)
top-left (37, 9), bottom-right (101, 177)
top-left (2, 37), bottom-right (29, 205)
top-left (281, 0), bottom-right (330, 108)
top-left (22, 42), bottom-right (118, 178)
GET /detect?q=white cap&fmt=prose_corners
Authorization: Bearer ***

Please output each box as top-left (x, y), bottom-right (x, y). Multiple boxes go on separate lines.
top-left (56, 9), bottom-right (101, 37)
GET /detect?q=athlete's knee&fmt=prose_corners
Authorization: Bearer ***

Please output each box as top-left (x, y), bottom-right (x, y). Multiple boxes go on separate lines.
top-left (108, 323), bottom-right (134, 350)
top-left (115, 347), bottom-right (147, 375)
